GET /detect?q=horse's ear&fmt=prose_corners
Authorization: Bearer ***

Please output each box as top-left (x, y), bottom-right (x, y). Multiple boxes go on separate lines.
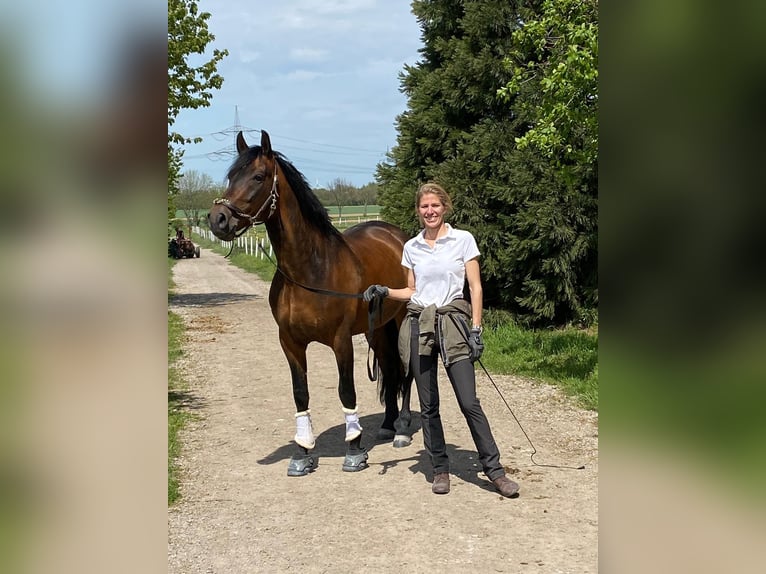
top-left (260, 130), bottom-right (272, 156)
top-left (236, 131), bottom-right (249, 154)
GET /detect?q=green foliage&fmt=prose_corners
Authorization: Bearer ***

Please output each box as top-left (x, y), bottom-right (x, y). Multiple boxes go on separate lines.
top-left (176, 170), bottom-right (224, 227)
top-left (498, 0), bottom-right (598, 169)
top-left (168, 0), bottom-right (228, 221)
top-left (481, 310), bottom-right (598, 411)
top-left (377, 0), bottom-right (597, 326)
top-left (313, 183), bottom-right (380, 208)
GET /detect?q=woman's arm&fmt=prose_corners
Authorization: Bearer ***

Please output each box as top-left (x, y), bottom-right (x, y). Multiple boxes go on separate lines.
top-left (386, 267), bottom-right (416, 301)
top-left (465, 258), bottom-right (483, 329)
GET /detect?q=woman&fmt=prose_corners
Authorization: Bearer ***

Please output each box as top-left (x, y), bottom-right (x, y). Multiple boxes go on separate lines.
top-left (364, 182), bottom-right (519, 497)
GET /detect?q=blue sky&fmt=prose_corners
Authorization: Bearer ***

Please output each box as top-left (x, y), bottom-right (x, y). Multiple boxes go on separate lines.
top-left (174, 1), bottom-right (424, 188)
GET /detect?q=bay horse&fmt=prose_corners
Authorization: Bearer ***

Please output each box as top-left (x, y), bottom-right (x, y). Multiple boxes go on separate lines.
top-left (208, 130), bottom-right (413, 476)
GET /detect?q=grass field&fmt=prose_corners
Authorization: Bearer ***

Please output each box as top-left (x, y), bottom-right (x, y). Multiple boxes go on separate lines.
top-left (482, 310), bottom-right (598, 411)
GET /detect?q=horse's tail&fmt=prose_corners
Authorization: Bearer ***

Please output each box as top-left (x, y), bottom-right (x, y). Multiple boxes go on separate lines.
top-left (373, 318), bottom-right (409, 403)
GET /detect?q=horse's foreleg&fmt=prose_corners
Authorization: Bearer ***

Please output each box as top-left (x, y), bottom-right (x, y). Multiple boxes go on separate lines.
top-left (334, 335), bottom-right (359, 437)
top-left (282, 338), bottom-right (318, 477)
top-left (334, 337), bottom-right (369, 472)
top-left (343, 407), bottom-right (362, 442)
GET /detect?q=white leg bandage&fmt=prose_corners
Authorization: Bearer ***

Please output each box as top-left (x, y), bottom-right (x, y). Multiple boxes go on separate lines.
top-left (294, 410), bottom-right (315, 449)
top-left (343, 407), bottom-right (363, 442)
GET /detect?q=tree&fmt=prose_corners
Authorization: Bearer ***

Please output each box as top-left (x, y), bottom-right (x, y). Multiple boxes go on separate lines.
top-left (177, 170), bottom-right (218, 227)
top-left (497, 0), bottom-right (598, 171)
top-left (327, 178), bottom-right (354, 222)
top-left (497, 0), bottom-right (598, 324)
top-left (168, 0), bottom-right (228, 221)
top-left (377, 0), bottom-right (597, 326)
top-left (358, 183), bottom-right (379, 217)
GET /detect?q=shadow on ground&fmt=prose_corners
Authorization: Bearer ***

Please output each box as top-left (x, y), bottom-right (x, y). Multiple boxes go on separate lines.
top-left (256, 412), bottom-right (420, 464)
top-left (255, 411), bottom-right (508, 494)
top-left (169, 292), bottom-right (260, 307)
top-left (168, 389), bottom-right (207, 411)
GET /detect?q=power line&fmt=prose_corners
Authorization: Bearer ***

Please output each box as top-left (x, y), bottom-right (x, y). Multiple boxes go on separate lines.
top-left (180, 107), bottom-right (393, 182)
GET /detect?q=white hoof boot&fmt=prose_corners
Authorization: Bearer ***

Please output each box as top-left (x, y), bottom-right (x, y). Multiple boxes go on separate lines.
top-left (294, 410), bottom-right (315, 449)
top-left (343, 407), bottom-right (363, 442)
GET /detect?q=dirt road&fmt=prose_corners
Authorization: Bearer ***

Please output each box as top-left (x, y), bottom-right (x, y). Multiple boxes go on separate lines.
top-left (168, 248), bottom-right (598, 573)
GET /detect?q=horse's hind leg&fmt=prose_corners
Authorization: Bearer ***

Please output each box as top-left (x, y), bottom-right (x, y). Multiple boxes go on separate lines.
top-left (394, 375), bottom-right (413, 447)
top-left (375, 320), bottom-right (413, 448)
top-left (281, 338), bottom-right (318, 477)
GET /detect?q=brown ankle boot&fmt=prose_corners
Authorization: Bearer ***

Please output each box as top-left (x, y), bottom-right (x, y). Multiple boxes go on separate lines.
top-left (431, 472), bottom-right (450, 494)
top-left (492, 475), bottom-right (519, 497)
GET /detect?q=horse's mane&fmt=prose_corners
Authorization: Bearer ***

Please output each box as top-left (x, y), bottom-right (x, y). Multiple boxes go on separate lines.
top-left (227, 146), bottom-right (340, 238)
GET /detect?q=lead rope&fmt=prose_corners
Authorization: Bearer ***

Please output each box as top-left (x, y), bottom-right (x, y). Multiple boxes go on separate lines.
top-left (255, 242), bottom-right (383, 382)
top-left (448, 314), bottom-right (586, 471)
top-left (475, 357), bottom-right (585, 471)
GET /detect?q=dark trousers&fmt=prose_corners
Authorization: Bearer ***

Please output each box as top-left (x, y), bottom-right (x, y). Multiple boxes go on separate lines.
top-left (410, 319), bottom-right (504, 480)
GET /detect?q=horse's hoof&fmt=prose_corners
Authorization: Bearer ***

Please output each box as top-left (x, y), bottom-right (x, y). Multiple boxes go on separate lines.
top-left (376, 428), bottom-right (396, 441)
top-left (393, 434), bottom-right (412, 448)
top-left (342, 451), bottom-right (369, 472)
top-left (287, 455), bottom-right (318, 477)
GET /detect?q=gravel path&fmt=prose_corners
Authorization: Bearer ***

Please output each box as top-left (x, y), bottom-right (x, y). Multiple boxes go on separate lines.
top-left (168, 247), bottom-right (598, 573)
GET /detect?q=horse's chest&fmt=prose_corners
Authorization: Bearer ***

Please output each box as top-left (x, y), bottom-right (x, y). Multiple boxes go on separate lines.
top-left (272, 290), bottom-right (347, 339)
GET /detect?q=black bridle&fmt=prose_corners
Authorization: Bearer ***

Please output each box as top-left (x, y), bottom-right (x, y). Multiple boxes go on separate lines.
top-left (213, 160), bottom-right (280, 237)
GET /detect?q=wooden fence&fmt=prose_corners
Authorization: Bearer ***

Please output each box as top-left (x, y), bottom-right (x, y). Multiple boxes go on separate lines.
top-left (192, 225), bottom-right (274, 259)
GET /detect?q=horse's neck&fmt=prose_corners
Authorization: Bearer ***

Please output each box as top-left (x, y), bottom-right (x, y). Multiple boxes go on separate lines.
top-left (265, 189), bottom-right (337, 277)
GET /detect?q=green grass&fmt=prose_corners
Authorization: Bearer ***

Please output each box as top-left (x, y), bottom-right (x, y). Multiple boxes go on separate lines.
top-left (168, 261), bottom-right (191, 505)
top-left (481, 310), bottom-right (598, 411)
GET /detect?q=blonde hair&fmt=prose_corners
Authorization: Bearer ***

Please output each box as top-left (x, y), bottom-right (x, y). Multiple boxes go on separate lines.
top-left (415, 182), bottom-right (453, 220)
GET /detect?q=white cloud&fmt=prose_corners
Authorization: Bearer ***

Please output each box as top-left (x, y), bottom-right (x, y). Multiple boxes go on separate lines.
top-left (289, 48), bottom-right (328, 63)
top-left (310, 0), bottom-right (376, 15)
top-left (272, 0), bottom-right (376, 32)
top-left (238, 50), bottom-right (261, 64)
top-left (282, 69), bottom-right (327, 82)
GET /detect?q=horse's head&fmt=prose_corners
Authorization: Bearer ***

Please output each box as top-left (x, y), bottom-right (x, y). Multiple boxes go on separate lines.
top-left (208, 130), bottom-right (279, 241)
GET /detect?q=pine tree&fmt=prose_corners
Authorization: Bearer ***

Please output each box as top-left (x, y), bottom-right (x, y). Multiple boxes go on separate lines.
top-left (377, 0), bottom-right (597, 326)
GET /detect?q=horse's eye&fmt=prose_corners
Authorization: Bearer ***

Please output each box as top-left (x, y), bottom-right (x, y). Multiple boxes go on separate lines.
top-left (253, 174), bottom-right (264, 182)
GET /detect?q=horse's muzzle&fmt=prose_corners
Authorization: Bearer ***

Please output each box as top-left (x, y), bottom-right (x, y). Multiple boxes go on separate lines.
top-left (208, 204), bottom-right (245, 241)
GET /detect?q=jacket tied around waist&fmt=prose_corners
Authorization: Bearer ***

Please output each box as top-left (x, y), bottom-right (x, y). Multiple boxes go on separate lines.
top-left (398, 299), bottom-right (474, 372)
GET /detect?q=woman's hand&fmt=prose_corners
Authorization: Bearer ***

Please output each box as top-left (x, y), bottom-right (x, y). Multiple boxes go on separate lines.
top-left (362, 285), bottom-right (389, 302)
top-left (468, 327), bottom-right (484, 362)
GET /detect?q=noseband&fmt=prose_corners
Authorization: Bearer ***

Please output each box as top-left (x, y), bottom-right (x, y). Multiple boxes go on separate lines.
top-left (213, 161), bottom-right (280, 236)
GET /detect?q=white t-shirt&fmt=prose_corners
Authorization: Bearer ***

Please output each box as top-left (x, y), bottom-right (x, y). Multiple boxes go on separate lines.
top-left (402, 223), bottom-right (480, 307)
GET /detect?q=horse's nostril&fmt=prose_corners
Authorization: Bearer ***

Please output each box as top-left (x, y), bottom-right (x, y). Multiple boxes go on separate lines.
top-left (213, 211), bottom-right (227, 229)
